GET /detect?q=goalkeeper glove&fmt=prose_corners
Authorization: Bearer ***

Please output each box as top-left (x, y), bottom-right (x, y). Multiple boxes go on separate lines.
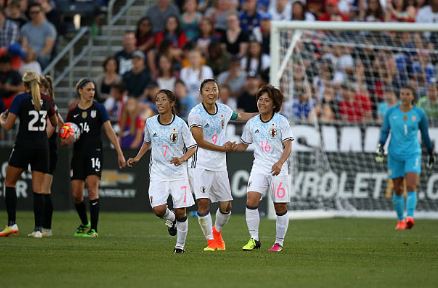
top-left (375, 144), bottom-right (384, 163)
top-left (427, 153), bottom-right (435, 169)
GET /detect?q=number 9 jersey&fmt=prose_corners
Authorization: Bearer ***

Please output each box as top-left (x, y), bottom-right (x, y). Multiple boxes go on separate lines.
top-left (66, 101), bottom-right (109, 180)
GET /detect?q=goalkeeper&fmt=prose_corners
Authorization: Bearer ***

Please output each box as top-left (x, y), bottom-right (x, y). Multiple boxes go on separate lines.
top-left (376, 85), bottom-right (435, 231)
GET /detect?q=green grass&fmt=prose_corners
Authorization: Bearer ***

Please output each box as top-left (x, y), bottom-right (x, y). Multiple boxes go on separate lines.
top-left (1, 212), bottom-right (438, 288)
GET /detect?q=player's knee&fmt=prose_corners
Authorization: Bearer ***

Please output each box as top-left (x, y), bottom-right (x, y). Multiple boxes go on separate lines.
top-left (274, 203), bottom-right (287, 215)
top-left (406, 184), bottom-right (417, 192)
top-left (4, 178), bottom-right (16, 187)
top-left (153, 207), bottom-right (166, 218)
top-left (220, 202), bottom-right (232, 214)
top-left (174, 208), bottom-right (186, 220)
top-left (246, 198), bottom-right (259, 208)
top-left (176, 215), bottom-right (187, 222)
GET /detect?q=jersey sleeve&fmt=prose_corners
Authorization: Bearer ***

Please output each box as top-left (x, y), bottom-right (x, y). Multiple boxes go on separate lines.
top-left (8, 93), bottom-right (24, 115)
top-left (223, 104), bottom-right (234, 121)
top-left (240, 121), bottom-right (252, 144)
top-left (188, 110), bottom-right (203, 128)
top-left (280, 117), bottom-right (294, 142)
top-left (181, 121), bottom-right (197, 149)
top-left (143, 119), bottom-right (151, 143)
top-left (96, 103), bottom-right (110, 123)
top-left (418, 108), bottom-right (433, 154)
top-left (379, 108), bottom-right (391, 146)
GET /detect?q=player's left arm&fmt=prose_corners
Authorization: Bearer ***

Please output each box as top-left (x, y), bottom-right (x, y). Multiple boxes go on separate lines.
top-left (233, 111), bottom-right (258, 122)
top-left (418, 110), bottom-right (435, 168)
top-left (103, 120), bottom-right (126, 169)
top-left (271, 139), bottom-right (292, 176)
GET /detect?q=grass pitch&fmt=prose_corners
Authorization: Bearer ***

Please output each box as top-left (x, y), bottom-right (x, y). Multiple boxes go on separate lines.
top-left (0, 212), bottom-right (437, 288)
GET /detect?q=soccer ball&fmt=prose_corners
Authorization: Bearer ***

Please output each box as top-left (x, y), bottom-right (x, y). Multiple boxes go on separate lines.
top-left (59, 122), bottom-right (81, 142)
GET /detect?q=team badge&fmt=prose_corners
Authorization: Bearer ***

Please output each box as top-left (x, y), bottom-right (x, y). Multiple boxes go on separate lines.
top-left (403, 114), bottom-right (408, 121)
top-left (201, 186), bottom-right (206, 193)
top-left (270, 124), bottom-right (277, 138)
top-left (220, 115), bottom-right (225, 129)
top-left (91, 110), bottom-right (96, 118)
top-left (82, 111), bottom-right (88, 119)
top-left (170, 128), bottom-right (178, 143)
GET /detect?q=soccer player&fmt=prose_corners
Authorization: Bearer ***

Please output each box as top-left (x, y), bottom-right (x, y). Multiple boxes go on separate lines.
top-left (40, 75), bottom-right (63, 237)
top-left (377, 85), bottom-right (435, 230)
top-left (0, 71), bottom-right (58, 238)
top-left (232, 85), bottom-right (293, 252)
top-left (188, 79), bottom-right (256, 251)
top-left (127, 89), bottom-right (197, 253)
top-left (65, 78), bottom-right (126, 238)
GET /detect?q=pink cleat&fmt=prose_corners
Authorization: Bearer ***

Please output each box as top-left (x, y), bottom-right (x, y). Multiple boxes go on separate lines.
top-left (405, 217), bottom-right (415, 229)
top-left (395, 220), bottom-right (406, 231)
top-left (268, 243), bottom-right (283, 252)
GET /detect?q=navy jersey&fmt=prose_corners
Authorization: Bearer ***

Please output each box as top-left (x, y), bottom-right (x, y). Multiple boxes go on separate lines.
top-left (66, 101), bottom-right (109, 152)
top-left (9, 92), bottom-right (55, 149)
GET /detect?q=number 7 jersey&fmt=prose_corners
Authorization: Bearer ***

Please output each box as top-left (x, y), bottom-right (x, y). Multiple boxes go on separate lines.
top-left (241, 113), bottom-right (294, 175)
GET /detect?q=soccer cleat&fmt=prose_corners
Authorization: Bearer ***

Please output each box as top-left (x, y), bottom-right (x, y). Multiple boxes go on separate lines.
top-left (395, 220), bottom-right (407, 231)
top-left (268, 243), bottom-right (283, 252)
top-left (165, 219), bottom-right (177, 236)
top-left (42, 229), bottom-right (53, 237)
top-left (81, 229), bottom-right (98, 238)
top-left (203, 239), bottom-right (217, 251)
top-left (0, 224), bottom-right (19, 237)
top-left (73, 223), bottom-right (91, 237)
top-left (27, 231), bottom-right (43, 238)
top-left (174, 248), bottom-right (185, 254)
top-left (405, 217), bottom-right (415, 229)
top-left (242, 238), bottom-right (261, 251)
top-left (213, 226), bottom-right (225, 250)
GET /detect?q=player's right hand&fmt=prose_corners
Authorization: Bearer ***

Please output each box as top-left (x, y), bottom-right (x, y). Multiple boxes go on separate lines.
top-left (427, 153), bottom-right (435, 169)
top-left (223, 141), bottom-right (236, 152)
top-left (126, 157), bottom-right (138, 167)
top-left (375, 144), bottom-right (384, 163)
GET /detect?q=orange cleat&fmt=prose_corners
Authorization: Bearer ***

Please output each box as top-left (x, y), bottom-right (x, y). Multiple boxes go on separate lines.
top-left (405, 217), bottom-right (415, 229)
top-left (213, 226), bottom-right (225, 251)
top-left (395, 220), bottom-right (406, 231)
top-left (203, 239), bottom-right (217, 252)
top-left (0, 224), bottom-right (19, 237)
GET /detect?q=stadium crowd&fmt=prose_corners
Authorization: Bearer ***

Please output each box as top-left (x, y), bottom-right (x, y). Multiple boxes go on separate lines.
top-left (1, 0), bottom-right (438, 148)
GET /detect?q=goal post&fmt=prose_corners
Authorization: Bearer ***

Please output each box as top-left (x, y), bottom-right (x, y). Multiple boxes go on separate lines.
top-left (268, 21), bottom-right (438, 220)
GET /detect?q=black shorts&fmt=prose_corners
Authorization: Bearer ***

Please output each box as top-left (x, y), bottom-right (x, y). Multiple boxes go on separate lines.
top-left (70, 148), bottom-right (103, 180)
top-left (8, 146), bottom-right (49, 173)
top-left (48, 149), bottom-right (58, 175)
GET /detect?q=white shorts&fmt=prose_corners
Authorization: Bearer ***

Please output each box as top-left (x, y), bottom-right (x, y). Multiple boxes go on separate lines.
top-left (148, 178), bottom-right (195, 208)
top-left (189, 167), bottom-right (233, 203)
top-left (247, 172), bottom-right (290, 203)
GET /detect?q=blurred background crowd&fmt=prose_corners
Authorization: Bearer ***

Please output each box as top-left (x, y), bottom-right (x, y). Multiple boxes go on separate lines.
top-left (0, 0), bottom-right (437, 149)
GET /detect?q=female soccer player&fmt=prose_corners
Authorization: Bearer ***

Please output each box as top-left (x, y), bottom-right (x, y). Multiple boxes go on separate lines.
top-left (188, 79), bottom-right (256, 251)
top-left (65, 78), bottom-right (126, 238)
top-left (377, 85), bottom-right (435, 230)
top-left (40, 75), bottom-right (63, 237)
top-left (0, 71), bottom-right (57, 238)
top-left (127, 89), bottom-right (197, 253)
top-left (232, 85), bottom-right (294, 252)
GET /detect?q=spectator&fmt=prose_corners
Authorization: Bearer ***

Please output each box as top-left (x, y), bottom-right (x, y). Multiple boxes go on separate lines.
top-left (222, 13), bottom-right (248, 57)
top-left (114, 31), bottom-right (137, 75)
top-left (239, 0), bottom-right (262, 33)
top-left (196, 17), bottom-right (218, 56)
top-left (181, 0), bottom-right (202, 42)
top-left (20, 2), bottom-right (56, 69)
top-left (240, 39), bottom-right (270, 77)
top-left (38, 0), bottom-right (63, 35)
top-left (135, 17), bottom-right (155, 56)
top-left (174, 79), bottom-right (196, 118)
top-left (418, 83), bottom-right (438, 120)
top-left (416, 0), bottom-right (438, 24)
top-left (218, 84), bottom-right (237, 110)
top-left (180, 48), bottom-right (213, 98)
top-left (206, 41), bottom-right (231, 76)
top-left (154, 15), bottom-right (188, 55)
top-left (237, 71), bottom-right (261, 113)
top-left (385, 0), bottom-right (416, 22)
top-left (205, 0), bottom-right (237, 35)
top-left (0, 54), bottom-right (23, 109)
top-left (122, 50), bottom-right (152, 99)
top-left (217, 55), bottom-right (247, 98)
top-left (119, 97), bottom-right (145, 150)
top-left (104, 82), bottom-right (127, 127)
top-left (338, 82), bottom-right (372, 123)
top-left (319, 0), bottom-right (350, 21)
top-left (6, 0), bottom-right (27, 28)
top-left (18, 49), bottom-right (41, 75)
top-left (156, 54), bottom-right (177, 91)
top-left (291, 0), bottom-right (316, 21)
top-left (377, 89), bottom-right (399, 122)
top-left (291, 84), bottom-right (316, 122)
top-left (251, 12), bottom-right (271, 55)
top-left (0, 7), bottom-right (19, 47)
top-left (96, 56), bottom-right (121, 103)
top-left (358, 0), bottom-right (385, 22)
top-left (269, 0), bottom-right (291, 21)
top-left (145, 0), bottom-right (180, 33)
top-left (315, 84), bottom-right (338, 122)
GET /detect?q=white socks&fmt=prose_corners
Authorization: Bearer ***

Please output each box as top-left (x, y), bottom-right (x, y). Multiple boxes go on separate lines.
top-left (198, 213), bottom-right (213, 240)
top-left (175, 218), bottom-right (188, 249)
top-left (215, 208), bottom-right (231, 232)
top-left (163, 208), bottom-right (175, 222)
top-left (245, 207), bottom-right (260, 241)
top-left (275, 212), bottom-right (289, 246)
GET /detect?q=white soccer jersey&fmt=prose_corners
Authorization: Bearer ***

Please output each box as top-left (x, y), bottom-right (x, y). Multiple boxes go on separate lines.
top-left (188, 103), bottom-right (233, 171)
top-left (144, 115), bottom-right (197, 181)
top-left (241, 113), bottom-right (294, 175)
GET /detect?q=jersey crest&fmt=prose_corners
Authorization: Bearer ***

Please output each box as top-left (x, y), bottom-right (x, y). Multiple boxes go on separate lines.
top-left (403, 114), bottom-right (408, 121)
top-left (270, 124), bottom-right (277, 138)
top-left (82, 111), bottom-right (88, 119)
top-left (91, 110), bottom-right (97, 118)
top-left (170, 128), bottom-right (178, 143)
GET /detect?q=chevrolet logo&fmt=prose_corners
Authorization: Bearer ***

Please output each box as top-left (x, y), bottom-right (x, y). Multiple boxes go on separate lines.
top-left (101, 170), bottom-right (134, 187)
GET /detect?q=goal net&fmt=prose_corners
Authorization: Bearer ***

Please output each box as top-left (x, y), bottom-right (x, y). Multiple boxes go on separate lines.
top-left (269, 21), bottom-right (438, 219)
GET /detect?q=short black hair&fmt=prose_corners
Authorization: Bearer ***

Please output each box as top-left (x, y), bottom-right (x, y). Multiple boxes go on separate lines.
top-left (200, 78), bottom-right (218, 92)
top-left (255, 85), bottom-right (284, 113)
